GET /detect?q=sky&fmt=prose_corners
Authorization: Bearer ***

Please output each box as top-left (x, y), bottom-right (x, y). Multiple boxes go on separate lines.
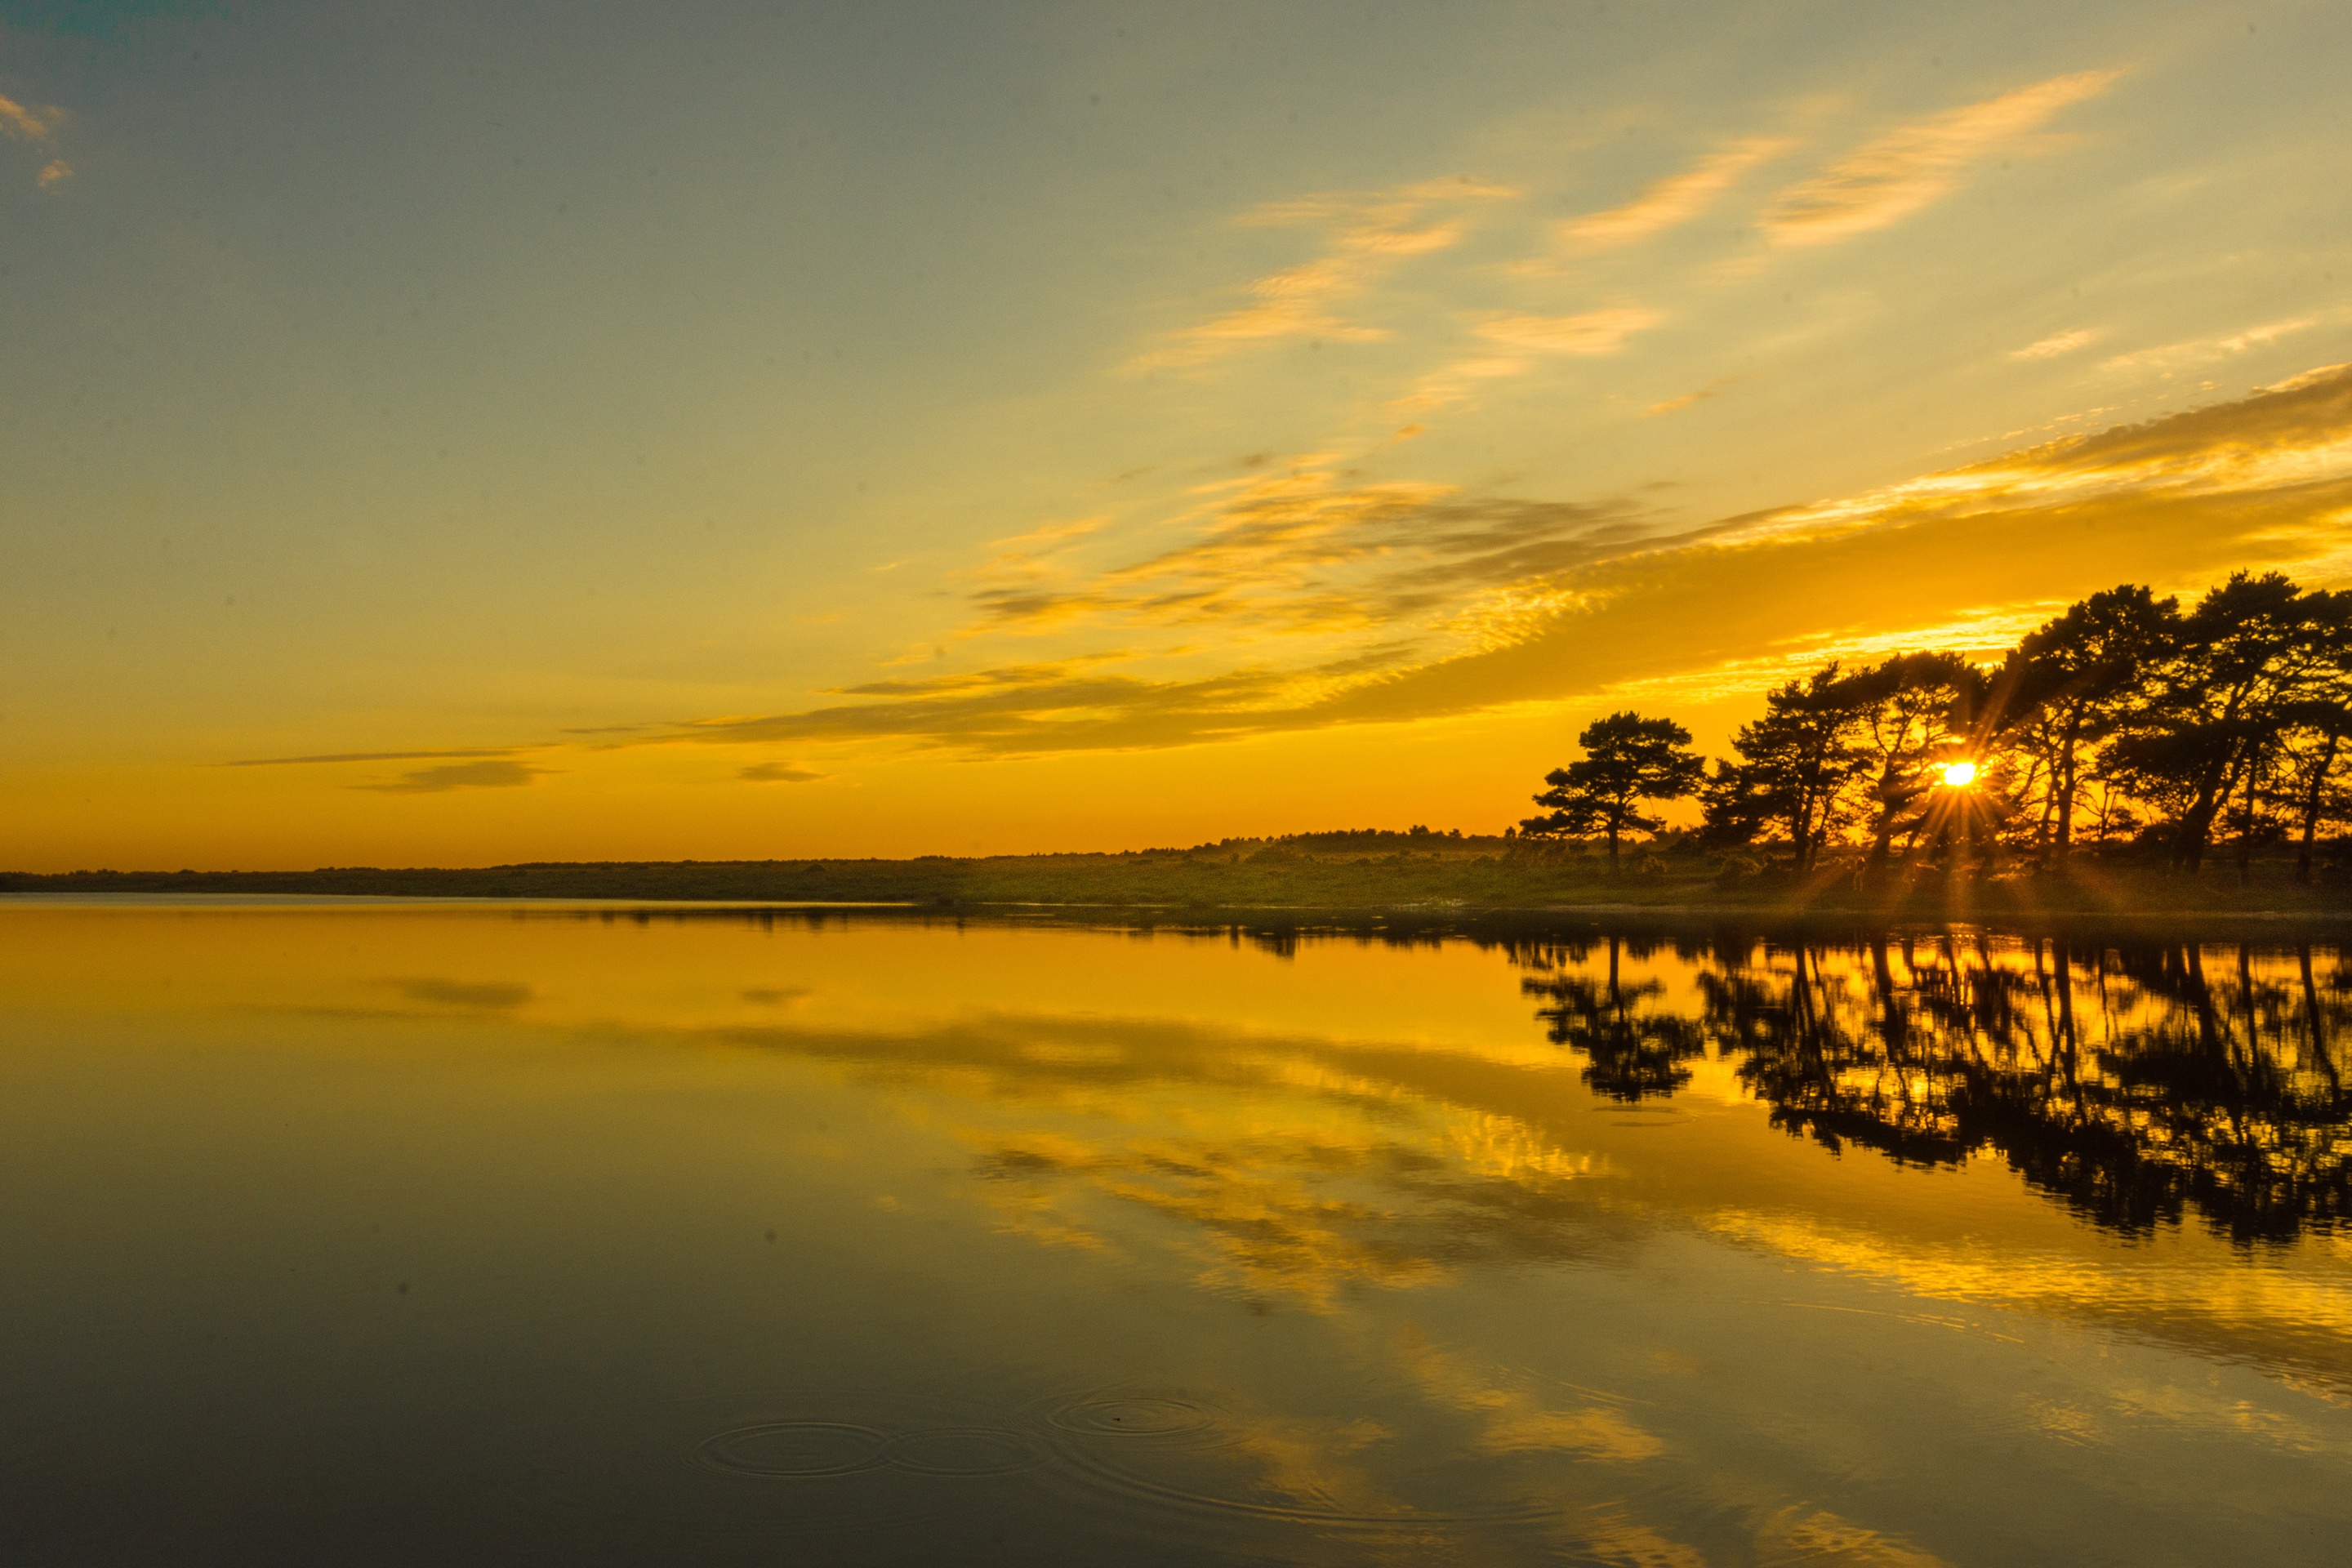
top-left (4, 0), bottom-right (2350, 871)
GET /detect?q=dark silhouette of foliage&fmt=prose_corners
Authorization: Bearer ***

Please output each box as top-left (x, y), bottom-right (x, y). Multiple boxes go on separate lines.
top-left (1513, 932), bottom-right (2352, 1244)
top-left (1699, 666), bottom-right (1870, 871)
top-left (1575, 568), bottom-right (2352, 883)
top-left (1521, 710), bottom-right (1704, 872)
top-left (1997, 584), bottom-right (2180, 863)
top-left (2105, 573), bottom-right (2352, 874)
top-left (1521, 935), bottom-right (1706, 1099)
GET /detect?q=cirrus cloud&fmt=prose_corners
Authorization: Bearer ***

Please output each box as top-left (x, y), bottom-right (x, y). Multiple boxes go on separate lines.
top-left (1763, 69), bottom-right (2121, 247)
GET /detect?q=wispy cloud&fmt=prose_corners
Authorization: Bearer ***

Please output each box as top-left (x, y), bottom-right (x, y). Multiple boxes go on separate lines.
top-left (740, 761), bottom-right (826, 783)
top-left (2012, 327), bottom-right (2100, 360)
top-left (0, 91), bottom-right (60, 141)
top-left (1763, 69), bottom-right (2120, 247)
top-left (1644, 381), bottom-right (1729, 417)
top-left (35, 158), bottom-right (70, 189)
top-left (1388, 354), bottom-right (1529, 416)
top-left (1475, 307), bottom-right (1662, 356)
top-left (2100, 314), bottom-right (2332, 376)
top-left (359, 760), bottom-right (548, 794)
top-left (227, 746), bottom-right (523, 767)
top-left (1129, 177), bottom-right (1516, 371)
top-left (964, 452), bottom-right (1653, 639)
top-left (1558, 136), bottom-right (1794, 252)
top-left (1382, 309), bottom-right (1660, 420)
top-left (649, 363), bottom-right (2352, 757)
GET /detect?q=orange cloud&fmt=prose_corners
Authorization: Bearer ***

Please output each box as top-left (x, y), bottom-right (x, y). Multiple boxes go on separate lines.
top-left (653, 363), bottom-right (2352, 757)
top-left (1129, 179), bottom-right (1516, 371)
top-left (1476, 307), bottom-right (1662, 356)
top-left (2012, 327), bottom-right (2100, 360)
top-left (0, 90), bottom-right (60, 141)
top-left (1558, 136), bottom-right (1795, 251)
top-left (1763, 69), bottom-right (2120, 247)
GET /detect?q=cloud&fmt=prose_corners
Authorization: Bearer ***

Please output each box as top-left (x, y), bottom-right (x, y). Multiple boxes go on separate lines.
top-left (359, 760), bottom-right (548, 794)
top-left (1762, 69), bottom-right (2120, 247)
top-left (1557, 136), bottom-right (1795, 252)
top-left (1129, 178), bottom-right (1516, 371)
top-left (964, 454), bottom-right (1654, 639)
top-left (986, 514), bottom-right (1108, 563)
top-left (739, 761), bottom-right (826, 783)
top-left (227, 746), bottom-right (523, 767)
top-left (2099, 314), bottom-right (2336, 376)
top-left (2012, 328), bottom-right (2100, 360)
top-left (1388, 354), bottom-right (1529, 416)
top-left (35, 158), bottom-right (70, 189)
top-left (0, 91), bottom-right (60, 141)
top-left (1475, 307), bottom-right (1662, 356)
top-left (653, 363), bottom-right (2352, 757)
top-left (835, 653), bottom-right (1137, 697)
top-left (1644, 384), bottom-right (1725, 417)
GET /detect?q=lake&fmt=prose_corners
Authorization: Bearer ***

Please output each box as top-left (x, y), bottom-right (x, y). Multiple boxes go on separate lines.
top-left (2, 898), bottom-right (2346, 1566)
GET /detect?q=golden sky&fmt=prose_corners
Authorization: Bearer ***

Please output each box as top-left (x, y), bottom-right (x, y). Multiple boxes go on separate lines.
top-left (3, 2), bottom-right (2350, 869)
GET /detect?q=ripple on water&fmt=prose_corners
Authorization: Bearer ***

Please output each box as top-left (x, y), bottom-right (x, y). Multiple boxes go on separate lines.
top-left (670, 1393), bottom-right (1058, 1546)
top-left (693, 1421), bottom-right (892, 1479)
top-left (1045, 1393), bottom-right (1238, 1446)
top-left (883, 1427), bottom-right (1049, 1477)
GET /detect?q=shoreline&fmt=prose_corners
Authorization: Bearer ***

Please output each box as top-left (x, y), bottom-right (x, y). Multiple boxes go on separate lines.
top-left (7, 884), bottom-right (2352, 934)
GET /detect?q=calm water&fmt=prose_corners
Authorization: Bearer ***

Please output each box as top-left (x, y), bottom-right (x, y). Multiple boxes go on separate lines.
top-left (2, 900), bottom-right (2348, 1566)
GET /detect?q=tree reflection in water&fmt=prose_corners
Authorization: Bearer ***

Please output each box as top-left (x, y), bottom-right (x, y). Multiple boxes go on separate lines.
top-left (1512, 931), bottom-right (2351, 1243)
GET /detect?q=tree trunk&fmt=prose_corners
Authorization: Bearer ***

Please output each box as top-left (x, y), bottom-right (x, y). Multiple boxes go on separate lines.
top-left (2296, 733), bottom-right (2339, 884)
top-left (2235, 760), bottom-right (2260, 888)
top-left (1864, 763), bottom-right (1901, 877)
top-left (2176, 758), bottom-right (2239, 873)
top-left (2054, 711), bottom-right (2080, 863)
top-left (1606, 824), bottom-right (1620, 875)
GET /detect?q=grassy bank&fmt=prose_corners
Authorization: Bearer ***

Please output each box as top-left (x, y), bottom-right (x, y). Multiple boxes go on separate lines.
top-left (9, 840), bottom-right (2352, 922)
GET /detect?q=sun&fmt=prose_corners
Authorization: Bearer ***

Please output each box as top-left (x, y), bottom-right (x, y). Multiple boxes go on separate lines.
top-left (1940, 760), bottom-right (1979, 788)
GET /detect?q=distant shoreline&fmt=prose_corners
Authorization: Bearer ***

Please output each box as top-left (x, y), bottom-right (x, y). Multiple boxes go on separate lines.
top-left (8, 846), bottom-right (2352, 928)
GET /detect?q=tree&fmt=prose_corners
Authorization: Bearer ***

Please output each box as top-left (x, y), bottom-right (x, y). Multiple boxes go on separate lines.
top-left (1699, 665), bottom-right (1870, 871)
top-left (2107, 573), bottom-right (2351, 871)
top-left (1998, 585), bottom-right (2181, 865)
top-left (1521, 710), bottom-right (1704, 873)
top-left (2273, 697), bottom-right (2352, 884)
top-left (1839, 651), bottom-right (1989, 878)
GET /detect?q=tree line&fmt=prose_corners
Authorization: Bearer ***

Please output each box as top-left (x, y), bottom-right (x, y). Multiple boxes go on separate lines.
top-left (1518, 571), bottom-right (2352, 883)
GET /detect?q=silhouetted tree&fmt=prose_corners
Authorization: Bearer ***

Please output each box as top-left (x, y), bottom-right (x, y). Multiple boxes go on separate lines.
top-left (1508, 933), bottom-right (2352, 1241)
top-left (1699, 665), bottom-right (1870, 871)
top-left (2108, 573), bottom-right (2352, 871)
top-left (2277, 702), bottom-right (2352, 884)
top-left (1524, 935), bottom-right (1706, 1099)
top-left (1998, 585), bottom-right (2181, 865)
top-left (1503, 567), bottom-right (2352, 885)
top-left (1522, 711), bottom-right (1704, 873)
top-left (1840, 651), bottom-right (1990, 879)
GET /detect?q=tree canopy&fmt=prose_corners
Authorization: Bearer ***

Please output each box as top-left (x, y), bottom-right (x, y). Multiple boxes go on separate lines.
top-left (1520, 569), bottom-right (2352, 884)
top-left (1521, 710), bottom-right (1704, 872)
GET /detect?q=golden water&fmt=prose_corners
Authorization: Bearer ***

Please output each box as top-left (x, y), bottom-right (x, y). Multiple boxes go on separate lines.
top-left (2, 900), bottom-right (2345, 1564)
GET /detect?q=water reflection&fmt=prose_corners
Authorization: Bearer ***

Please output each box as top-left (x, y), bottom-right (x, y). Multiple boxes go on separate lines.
top-left (1512, 931), bottom-right (2352, 1244)
top-left (2, 901), bottom-right (2347, 1566)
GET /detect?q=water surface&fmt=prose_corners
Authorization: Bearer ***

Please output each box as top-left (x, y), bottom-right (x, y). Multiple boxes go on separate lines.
top-left (2, 902), bottom-right (2346, 1565)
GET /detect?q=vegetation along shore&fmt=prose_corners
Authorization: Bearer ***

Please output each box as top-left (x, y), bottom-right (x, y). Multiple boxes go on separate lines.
top-left (16, 571), bottom-right (2352, 922)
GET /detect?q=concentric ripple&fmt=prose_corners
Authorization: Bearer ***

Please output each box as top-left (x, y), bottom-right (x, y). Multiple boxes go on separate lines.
top-left (694, 1421), bottom-right (892, 1478)
top-left (1045, 1394), bottom-right (1235, 1446)
top-left (884, 1427), bottom-right (1049, 1477)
